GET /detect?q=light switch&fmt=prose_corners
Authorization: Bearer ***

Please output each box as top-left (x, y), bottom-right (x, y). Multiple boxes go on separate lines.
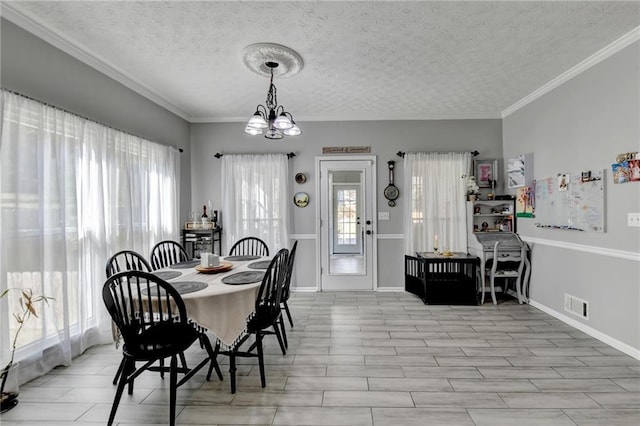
top-left (628, 212), bottom-right (640, 227)
top-left (378, 212), bottom-right (390, 221)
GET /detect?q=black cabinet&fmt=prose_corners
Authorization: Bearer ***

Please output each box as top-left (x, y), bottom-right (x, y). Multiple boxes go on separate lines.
top-left (181, 227), bottom-right (222, 257)
top-left (405, 253), bottom-right (479, 305)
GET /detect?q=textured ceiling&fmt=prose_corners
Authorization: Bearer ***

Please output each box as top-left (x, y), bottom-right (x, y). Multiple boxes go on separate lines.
top-left (4, 1), bottom-right (640, 122)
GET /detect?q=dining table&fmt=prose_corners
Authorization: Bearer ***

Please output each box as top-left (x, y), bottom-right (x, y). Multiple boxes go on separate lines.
top-left (154, 255), bottom-right (271, 348)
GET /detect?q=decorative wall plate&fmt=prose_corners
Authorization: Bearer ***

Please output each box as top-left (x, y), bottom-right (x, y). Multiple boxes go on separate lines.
top-left (293, 192), bottom-right (309, 207)
top-left (295, 172), bottom-right (307, 184)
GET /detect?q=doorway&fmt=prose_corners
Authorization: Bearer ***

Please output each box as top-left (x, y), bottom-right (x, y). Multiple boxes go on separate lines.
top-left (316, 156), bottom-right (377, 291)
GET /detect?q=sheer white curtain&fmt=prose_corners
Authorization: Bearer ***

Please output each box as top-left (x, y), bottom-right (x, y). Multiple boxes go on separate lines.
top-left (221, 154), bottom-right (290, 253)
top-left (0, 90), bottom-right (180, 385)
top-left (403, 152), bottom-right (472, 255)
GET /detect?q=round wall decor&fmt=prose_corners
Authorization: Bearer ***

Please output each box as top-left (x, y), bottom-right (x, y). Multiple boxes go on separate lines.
top-left (295, 172), bottom-right (307, 184)
top-left (293, 192), bottom-right (309, 207)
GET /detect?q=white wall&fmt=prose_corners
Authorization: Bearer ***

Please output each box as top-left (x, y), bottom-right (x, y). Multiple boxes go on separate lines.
top-left (190, 119), bottom-right (503, 289)
top-left (503, 41), bottom-right (640, 355)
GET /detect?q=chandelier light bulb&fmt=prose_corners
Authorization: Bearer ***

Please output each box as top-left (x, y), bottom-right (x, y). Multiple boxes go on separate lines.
top-left (273, 113), bottom-right (293, 130)
top-left (244, 126), bottom-right (264, 135)
top-left (283, 123), bottom-right (301, 136)
top-left (247, 111), bottom-right (268, 129)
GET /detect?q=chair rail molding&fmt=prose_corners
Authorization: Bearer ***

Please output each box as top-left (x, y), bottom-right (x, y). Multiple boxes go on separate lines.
top-left (521, 236), bottom-right (640, 262)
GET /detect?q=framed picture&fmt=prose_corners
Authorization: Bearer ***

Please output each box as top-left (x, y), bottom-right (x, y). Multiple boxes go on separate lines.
top-left (474, 159), bottom-right (497, 188)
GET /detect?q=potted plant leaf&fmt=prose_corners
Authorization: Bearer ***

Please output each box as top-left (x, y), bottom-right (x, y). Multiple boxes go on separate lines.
top-left (1, 288), bottom-right (53, 413)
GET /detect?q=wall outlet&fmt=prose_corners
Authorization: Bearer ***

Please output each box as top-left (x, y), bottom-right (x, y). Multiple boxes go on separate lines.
top-left (628, 212), bottom-right (640, 227)
top-left (378, 212), bottom-right (390, 221)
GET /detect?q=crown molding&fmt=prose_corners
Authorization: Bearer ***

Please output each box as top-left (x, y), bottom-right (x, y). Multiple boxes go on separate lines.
top-left (502, 26), bottom-right (640, 118)
top-left (191, 112), bottom-right (501, 123)
top-left (1, 3), bottom-right (191, 121)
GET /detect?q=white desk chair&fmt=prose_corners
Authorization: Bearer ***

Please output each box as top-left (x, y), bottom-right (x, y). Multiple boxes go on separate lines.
top-left (485, 241), bottom-right (527, 305)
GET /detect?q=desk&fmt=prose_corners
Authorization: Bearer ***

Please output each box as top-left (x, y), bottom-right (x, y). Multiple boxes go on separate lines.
top-left (160, 257), bottom-right (267, 348)
top-left (405, 253), bottom-right (479, 305)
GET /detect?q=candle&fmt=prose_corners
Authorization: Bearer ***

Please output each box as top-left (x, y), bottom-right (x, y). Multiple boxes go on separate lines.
top-left (434, 234), bottom-right (439, 252)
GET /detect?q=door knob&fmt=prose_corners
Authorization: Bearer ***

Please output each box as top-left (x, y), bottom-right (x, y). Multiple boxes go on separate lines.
top-left (366, 220), bottom-right (371, 225)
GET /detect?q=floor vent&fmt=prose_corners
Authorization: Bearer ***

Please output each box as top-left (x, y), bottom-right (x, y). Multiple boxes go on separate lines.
top-left (564, 294), bottom-right (589, 320)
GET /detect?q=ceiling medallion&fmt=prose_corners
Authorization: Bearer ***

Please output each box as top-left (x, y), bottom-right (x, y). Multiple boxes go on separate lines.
top-left (242, 43), bottom-right (304, 78)
top-left (243, 43), bottom-right (303, 140)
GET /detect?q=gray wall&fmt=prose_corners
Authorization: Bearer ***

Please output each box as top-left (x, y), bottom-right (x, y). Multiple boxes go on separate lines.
top-left (0, 19), bottom-right (193, 225)
top-left (190, 119), bottom-right (502, 288)
top-left (503, 41), bottom-right (640, 352)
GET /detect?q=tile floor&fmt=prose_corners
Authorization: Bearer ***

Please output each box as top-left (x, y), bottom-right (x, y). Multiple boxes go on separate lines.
top-left (1, 292), bottom-right (639, 425)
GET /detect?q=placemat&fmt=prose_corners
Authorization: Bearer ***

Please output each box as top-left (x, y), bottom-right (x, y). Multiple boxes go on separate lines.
top-left (224, 255), bottom-right (261, 261)
top-left (142, 281), bottom-right (207, 296)
top-left (221, 271), bottom-right (264, 285)
top-left (153, 270), bottom-right (182, 280)
top-left (170, 260), bottom-right (200, 269)
top-left (247, 260), bottom-right (271, 270)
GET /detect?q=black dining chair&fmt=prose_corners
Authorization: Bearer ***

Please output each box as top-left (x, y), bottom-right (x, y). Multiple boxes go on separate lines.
top-left (219, 248), bottom-right (289, 393)
top-left (281, 240), bottom-right (298, 328)
top-left (102, 270), bottom-right (222, 426)
top-left (106, 249), bottom-right (152, 279)
top-left (150, 240), bottom-right (189, 270)
top-left (105, 250), bottom-right (153, 384)
top-left (228, 236), bottom-right (269, 257)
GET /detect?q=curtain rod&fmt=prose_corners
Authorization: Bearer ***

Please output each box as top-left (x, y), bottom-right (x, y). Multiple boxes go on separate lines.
top-left (214, 152), bottom-right (296, 159)
top-left (1, 88), bottom-right (184, 153)
top-left (396, 150), bottom-right (479, 158)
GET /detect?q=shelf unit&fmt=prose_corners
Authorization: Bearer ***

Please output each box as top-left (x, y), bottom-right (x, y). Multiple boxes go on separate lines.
top-left (181, 227), bottom-right (222, 258)
top-left (467, 199), bottom-right (516, 234)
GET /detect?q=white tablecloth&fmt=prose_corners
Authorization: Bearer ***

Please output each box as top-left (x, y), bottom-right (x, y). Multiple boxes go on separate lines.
top-left (161, 257), bottom-right (267, 348)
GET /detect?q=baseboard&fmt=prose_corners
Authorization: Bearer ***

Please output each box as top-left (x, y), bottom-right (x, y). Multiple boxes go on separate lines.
top-left (291, 286), bottom-right (318, 293)
top-left (376, 286), bottom-right (405, 292)
top-left (529, 299), bottom-right (640, 361)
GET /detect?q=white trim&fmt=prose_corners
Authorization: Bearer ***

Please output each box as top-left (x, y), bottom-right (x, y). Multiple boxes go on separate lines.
top-left (529, 299), bottom-right (640, 361)
top-left (290, 234), bottom-right (316, 240)
top-left (521, 236), bottom-right (640, 262)
top-left (316, 155), bottom-right (378, 292)
top-left (191, 112), bottom-right (501, 123)
top-left (376, 286), bottom-right (405, 292)
top-left (376, 233), bottom-right (404, 240)
top-left (1, 3), bottom-right (190, 121)
top-left (502, 26), bottom-right (640, 118)
top-left (291, 287), bottom-right (318, 293)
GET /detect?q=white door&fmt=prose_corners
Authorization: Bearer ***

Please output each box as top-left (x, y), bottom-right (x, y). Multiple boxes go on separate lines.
top-left (317, 156), bottom-right (376, 291)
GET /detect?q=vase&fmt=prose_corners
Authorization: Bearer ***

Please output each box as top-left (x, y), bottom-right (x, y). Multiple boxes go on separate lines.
top-left (0, 362), bottom-right (19, 413)
top-left (468, 194), bottom-right (477, 201)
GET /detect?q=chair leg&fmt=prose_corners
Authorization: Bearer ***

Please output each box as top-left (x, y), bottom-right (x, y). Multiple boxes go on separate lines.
top-left (515, 277), bottom-right (523, 304)
top-left (169, 355), bottom-right (178, 426)
top-left (229, 352), bottom-right (237, 394)
top-left (112, 358), bottom-right (125, 385)
top-left (273, 322), bottom-right (287, 355)
top-left (279, 316), bottom-right (288, 350)
top-left (108, 358), bottom-right (134, 426)
top-left (490, 276), bottom-right (498, 305)
top-left (179, 352), bottom-right (188, 370)
top-left (256, 332), bottom-right (266, 388)
top-left (283, 301), bottom-right (294, 327)
top-left (202, 336), bottom-right (223, 381)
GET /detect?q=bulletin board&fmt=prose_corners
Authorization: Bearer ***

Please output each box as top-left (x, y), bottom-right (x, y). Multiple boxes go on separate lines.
top-left (534, 170), bottom-right (605, 232)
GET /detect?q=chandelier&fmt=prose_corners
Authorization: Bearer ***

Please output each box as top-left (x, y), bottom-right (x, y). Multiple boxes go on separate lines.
top-left (242, 43), bottom-right (303, 140)
top-left (244, 62), bottom-right (301, 139)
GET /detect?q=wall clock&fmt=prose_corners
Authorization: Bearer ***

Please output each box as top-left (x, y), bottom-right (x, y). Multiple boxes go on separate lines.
top-left (383, 160), bottom-right (399, 206)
